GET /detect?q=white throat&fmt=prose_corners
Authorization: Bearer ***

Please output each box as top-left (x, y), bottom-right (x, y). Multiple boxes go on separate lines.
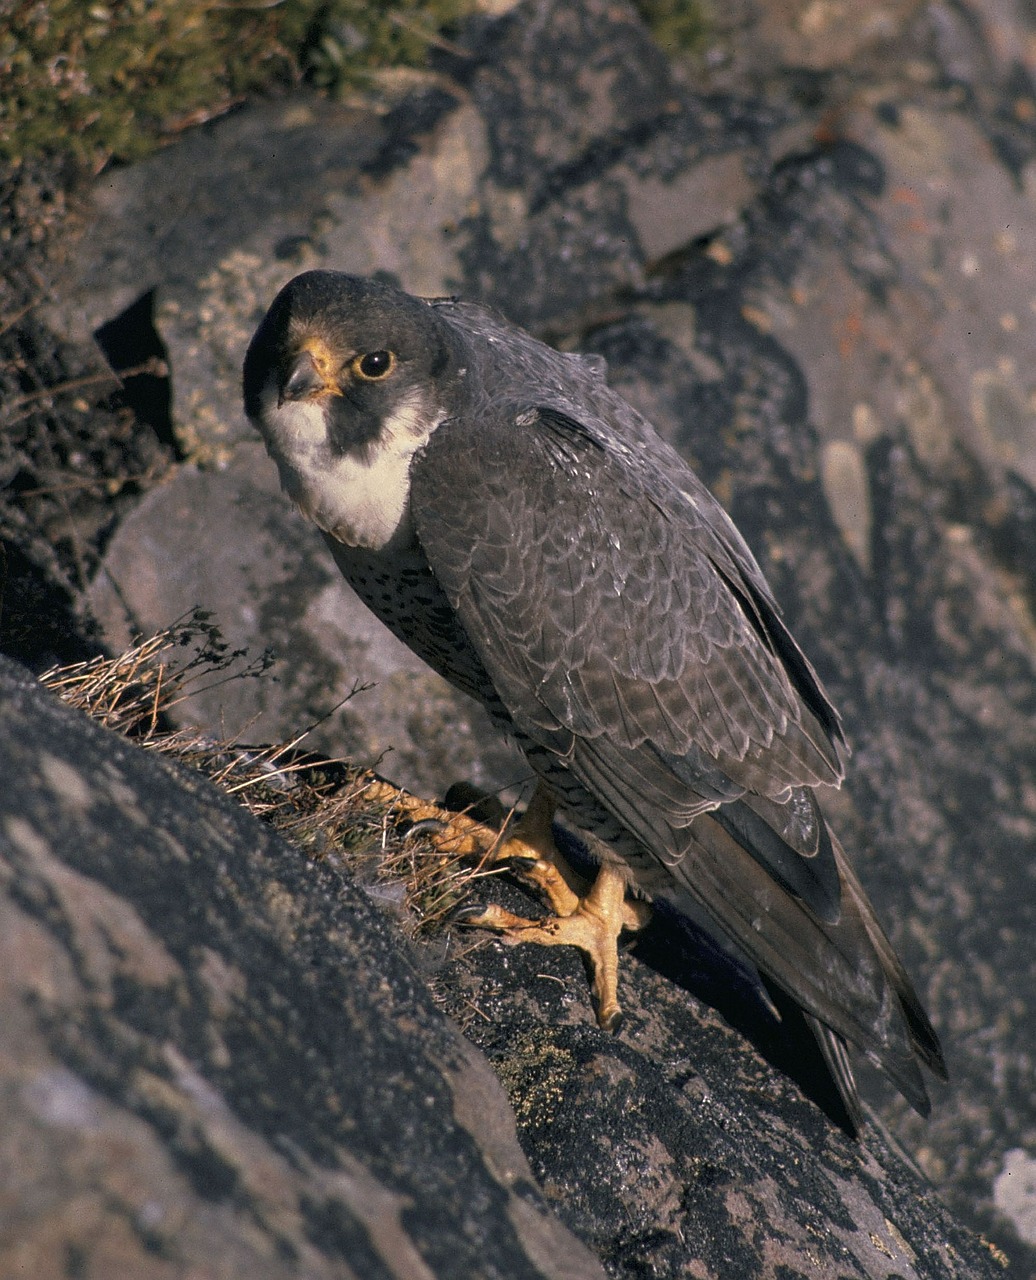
top-left (255, 385), bottom-right (445, 550)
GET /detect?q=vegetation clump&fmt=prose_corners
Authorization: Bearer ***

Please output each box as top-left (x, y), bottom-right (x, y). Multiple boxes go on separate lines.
top-left (0, 1), bottom-right (712, 170)
top-left (0, 0), bottom-right (472, 170)
top-left (41, 610), bottom-right (508, 935)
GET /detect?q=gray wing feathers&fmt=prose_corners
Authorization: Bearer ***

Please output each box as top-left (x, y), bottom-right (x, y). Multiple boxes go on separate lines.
top-left (413, 406), bottom-right (843, 791)
top-left (669, 817), bottom-right (936, 1112)
top-left (411, 395), bottom-right (944, 1110)
top-left (562, 722), bottom-right (935, 1101)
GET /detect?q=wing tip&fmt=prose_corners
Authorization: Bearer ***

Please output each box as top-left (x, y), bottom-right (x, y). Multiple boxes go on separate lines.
top-left (810, 1015), bottom-right (941, 1131)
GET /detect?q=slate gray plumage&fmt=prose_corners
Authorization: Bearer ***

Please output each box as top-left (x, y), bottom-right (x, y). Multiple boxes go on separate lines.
top-left (244, 270), bottom-right (946, 1127)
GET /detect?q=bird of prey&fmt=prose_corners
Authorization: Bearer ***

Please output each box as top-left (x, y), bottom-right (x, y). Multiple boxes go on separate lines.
top-left (243, 270), bottom-right (946, 1126)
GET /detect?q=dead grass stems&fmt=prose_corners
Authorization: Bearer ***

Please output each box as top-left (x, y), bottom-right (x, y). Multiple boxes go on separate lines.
top-left (40, 608), bottom-right (508, 935)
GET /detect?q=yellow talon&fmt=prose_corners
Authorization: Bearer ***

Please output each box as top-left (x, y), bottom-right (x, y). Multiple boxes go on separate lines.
top-left (365, 773), bottom-right (651, 1028)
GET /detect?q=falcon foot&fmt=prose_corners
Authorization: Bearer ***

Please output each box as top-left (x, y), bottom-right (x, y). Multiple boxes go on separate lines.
top-left (454, 859), bottom-right (649, 1032)
top-left (366, 775), bottom-right (651, 1031)
top-left (454, 781), bottom-right (651, 1030)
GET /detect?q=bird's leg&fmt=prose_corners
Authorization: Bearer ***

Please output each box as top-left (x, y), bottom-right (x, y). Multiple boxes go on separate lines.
top-left (360, 775), bottom-right (650, 1030)
top-left (486, 780), bottom-right (585, 915)
top-left (462, 857), bottom-right (644, 1032)
top-left (452, 781), bottom-right (651, 1032)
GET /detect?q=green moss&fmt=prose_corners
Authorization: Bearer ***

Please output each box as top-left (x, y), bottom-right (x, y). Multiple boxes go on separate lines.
top-left (633, 0), bottom-right (710, 56)
top-left (0, 0), bottom-right (472, 170)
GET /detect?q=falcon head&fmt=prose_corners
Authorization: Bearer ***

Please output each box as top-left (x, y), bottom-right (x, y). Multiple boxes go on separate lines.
top-left (243, 271), bottom-right (460, 549)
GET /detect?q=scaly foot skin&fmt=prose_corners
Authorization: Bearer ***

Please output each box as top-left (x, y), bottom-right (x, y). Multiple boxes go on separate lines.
top-left (361, 774), bottom-right (509, 857)
top-left (453, 860), bottom-right (649, 1032)
top-left (362, 774), bottom-right (652, 1030)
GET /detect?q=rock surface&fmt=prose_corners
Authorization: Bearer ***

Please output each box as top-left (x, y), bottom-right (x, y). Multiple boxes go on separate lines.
top-left (0, 655), bottom-right (608, 1280)
top-left (0, 658), bottom-right (1005, 1278)
top-left (3, 0), bottom-right (1034, 1273)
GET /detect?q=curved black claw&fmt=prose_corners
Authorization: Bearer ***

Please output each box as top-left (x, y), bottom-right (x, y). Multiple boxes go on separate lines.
top-left (598, 1007), bottom-right (624, 1036)
top-left (506, 854), bottom-right (541, 875)
top-left (447, 902), bottom-right (490, 926)
top-left (403, 817), bottom-right (450, 840)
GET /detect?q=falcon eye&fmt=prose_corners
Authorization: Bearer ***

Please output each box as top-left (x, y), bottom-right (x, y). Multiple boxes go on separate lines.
top-left (352, 350), bottom-right (396, 381)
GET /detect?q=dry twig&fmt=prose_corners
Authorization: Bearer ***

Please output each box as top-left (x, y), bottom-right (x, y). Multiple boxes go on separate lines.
top-left (40, 609), bottom-right (507, 934)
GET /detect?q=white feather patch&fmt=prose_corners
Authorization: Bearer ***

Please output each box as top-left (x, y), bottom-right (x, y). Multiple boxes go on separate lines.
top-left (253, 381), bottom-right (444, 551)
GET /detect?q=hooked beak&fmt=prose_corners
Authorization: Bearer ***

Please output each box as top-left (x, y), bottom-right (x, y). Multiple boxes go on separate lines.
top-left (280, 349), bottom-right (329, 405)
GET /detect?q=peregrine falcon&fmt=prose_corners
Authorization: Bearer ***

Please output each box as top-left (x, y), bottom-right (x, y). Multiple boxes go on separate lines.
top-left (243, 270), bottom-right (946, 1125)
